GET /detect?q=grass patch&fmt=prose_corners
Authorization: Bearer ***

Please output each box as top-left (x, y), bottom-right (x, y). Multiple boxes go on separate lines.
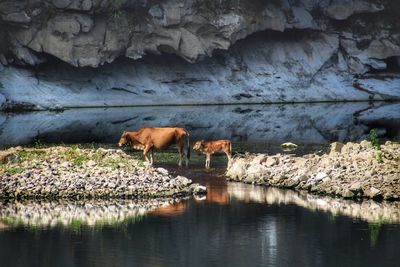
top-left (1, 166), bottom-right (25, 174)
top-left (62, 146), bottom-right (89, 166)
top-left (72, 155), bottom-right (89, 166)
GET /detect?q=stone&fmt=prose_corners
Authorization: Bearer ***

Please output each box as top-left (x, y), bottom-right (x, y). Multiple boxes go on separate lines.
top-left (342, 189), bottom-right (355, 199)
top-left (360, 140), bottom-right (370, 149)
top-left (175, 176), bottom-right (192, 187)
top-left (0, 54), bottom-right (7, 66)
top-left (252, 154), bottom-right (267, 165)
top-left (226, 159), bottom-right (247, 180)
top-left (156, 168), bottom-right (169, 175)
top-left (330, 142), bottom-right (344, 154)
top-left (315, 172), bottom-right (329, 181)
top-left (149, 5), bottom-right (164, 19)
top-left (350, 182), bottom-right (362, 193)
top-left (1, 11), bottom-right (31, 24)
top-left (366, 187), bottom-right (382, 199)
top-left (86, 160), bottom-right (96, 166)
top-left (191, 184), bottom-right (207, 194)
top-left (265, 157), bottom-right (278, 167)
top-left (280, 142), bottom-right (298, 150)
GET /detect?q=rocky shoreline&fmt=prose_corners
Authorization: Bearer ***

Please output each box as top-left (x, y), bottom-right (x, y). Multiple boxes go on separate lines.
top-left (227, 141), bottom-right (400, 201)
top-left (0, 146), bottom-right (206, 200)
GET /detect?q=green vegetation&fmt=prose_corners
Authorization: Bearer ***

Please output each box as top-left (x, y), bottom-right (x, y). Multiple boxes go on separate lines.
top-left (368, 129), bottom-right (383, 163)
top-left (33, 139), bottom-right (44, 149)
top-left (1, 166), bottom-right (25, 174)
top-left (62, 145), bottom-right (89, 166)
top-left (368, 128), bottom-right (381, 150)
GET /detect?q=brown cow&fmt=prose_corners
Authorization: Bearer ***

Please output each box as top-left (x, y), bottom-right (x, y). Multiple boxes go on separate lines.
top-left (193, 139), bottom-right (232, 169)
top-left (118, 127), bottom-right (190, 167)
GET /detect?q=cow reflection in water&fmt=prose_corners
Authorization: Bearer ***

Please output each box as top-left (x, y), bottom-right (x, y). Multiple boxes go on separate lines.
top-left (118, 127), bottom-right (190, 167)
top-left (150, 201), bottom-right (188, 216)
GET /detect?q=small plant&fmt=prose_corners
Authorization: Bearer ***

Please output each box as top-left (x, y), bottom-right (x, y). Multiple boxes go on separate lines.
top-left (369, 129), bottom-right (384, 164)
top-left (34, 139), bottom-right (44, 149)
top-left (72, 155), bottom-right (88, 166)
top-left (70, 144), bottom-right (82, 150)
top-left (376, 151), bottom-right (383, 164)
top-left (368, 128), bottom-right (381, 150)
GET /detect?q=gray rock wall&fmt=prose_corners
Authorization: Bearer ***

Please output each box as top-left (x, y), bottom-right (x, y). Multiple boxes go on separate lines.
top-left (0, 0), bottom-right (399, 109)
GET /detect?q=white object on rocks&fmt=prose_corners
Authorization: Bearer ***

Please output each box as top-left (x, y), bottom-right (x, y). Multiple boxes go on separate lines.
top-left (156, 167), bottom-right (169, 175)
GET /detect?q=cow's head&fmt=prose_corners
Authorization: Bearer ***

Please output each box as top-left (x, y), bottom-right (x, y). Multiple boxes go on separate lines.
top-left (193, 140), bottom-right (205, 151)
top-left (118, 131), bottom-right (130, 147)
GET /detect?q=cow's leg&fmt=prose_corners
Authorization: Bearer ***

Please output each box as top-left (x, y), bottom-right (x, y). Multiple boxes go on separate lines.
top-left (143, 144), bottom-right (152, 164)
top-left (183, 145), bottom-right (189, 168)
top-left (206, 154), bottom-right (211, 169)
top-left (177, 146), bottom-right (183, 167)
top-left (150, 148), bottom-right (154, 165)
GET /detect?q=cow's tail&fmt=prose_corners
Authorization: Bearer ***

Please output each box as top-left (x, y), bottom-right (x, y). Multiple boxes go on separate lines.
top-left (185, 132), bottom-right (191, 160)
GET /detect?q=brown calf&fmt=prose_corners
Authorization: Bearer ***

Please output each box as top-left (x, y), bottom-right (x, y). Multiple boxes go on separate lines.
top-left (193, 139), bottom-right (232, 169)
top-left (118, 127), bottom-right (190, 167)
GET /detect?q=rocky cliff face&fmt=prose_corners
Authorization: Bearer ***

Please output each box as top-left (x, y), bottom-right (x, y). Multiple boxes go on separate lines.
top-left (0, 0), bottom-right (399, 109)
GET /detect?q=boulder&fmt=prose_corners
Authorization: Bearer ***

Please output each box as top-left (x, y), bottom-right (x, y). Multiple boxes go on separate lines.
top-left (330, 142), bottom-right (344, 154)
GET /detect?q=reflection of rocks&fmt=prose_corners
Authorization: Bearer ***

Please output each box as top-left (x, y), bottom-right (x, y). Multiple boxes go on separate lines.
top-left (227, 141), bottom-right (400, 201)
top-left (1, 103), bottom-right (399, 147)
top-left (0, 198), bottom-right (183, 228)
top-left (227, 183), bottom-right (400, 224)
top-left (0, 146), bottom-right (205, 200)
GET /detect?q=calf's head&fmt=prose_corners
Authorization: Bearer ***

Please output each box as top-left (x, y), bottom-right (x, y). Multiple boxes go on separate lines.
top-left (193, 140), bottom-right (205, 151)
top-left (118, 131), bottom-right (129, 147)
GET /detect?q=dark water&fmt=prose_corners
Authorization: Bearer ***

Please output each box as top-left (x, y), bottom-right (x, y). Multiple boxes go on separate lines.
top-left (1, 103), bottom-right (400, 267)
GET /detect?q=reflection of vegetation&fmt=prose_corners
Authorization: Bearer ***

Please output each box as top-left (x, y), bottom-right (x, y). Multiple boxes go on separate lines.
top-left (368, 214), bottom-right (387, 248)
top-left (327, 213), bottom-right (337, 222)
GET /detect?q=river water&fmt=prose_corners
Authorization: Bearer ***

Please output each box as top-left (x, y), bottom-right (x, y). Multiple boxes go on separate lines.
top-left (1, 102), bottom-right (400, 267)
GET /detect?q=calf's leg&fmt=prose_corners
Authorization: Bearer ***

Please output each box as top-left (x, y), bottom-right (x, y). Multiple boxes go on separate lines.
top-left (206, 154), bottom-right (211, 169)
